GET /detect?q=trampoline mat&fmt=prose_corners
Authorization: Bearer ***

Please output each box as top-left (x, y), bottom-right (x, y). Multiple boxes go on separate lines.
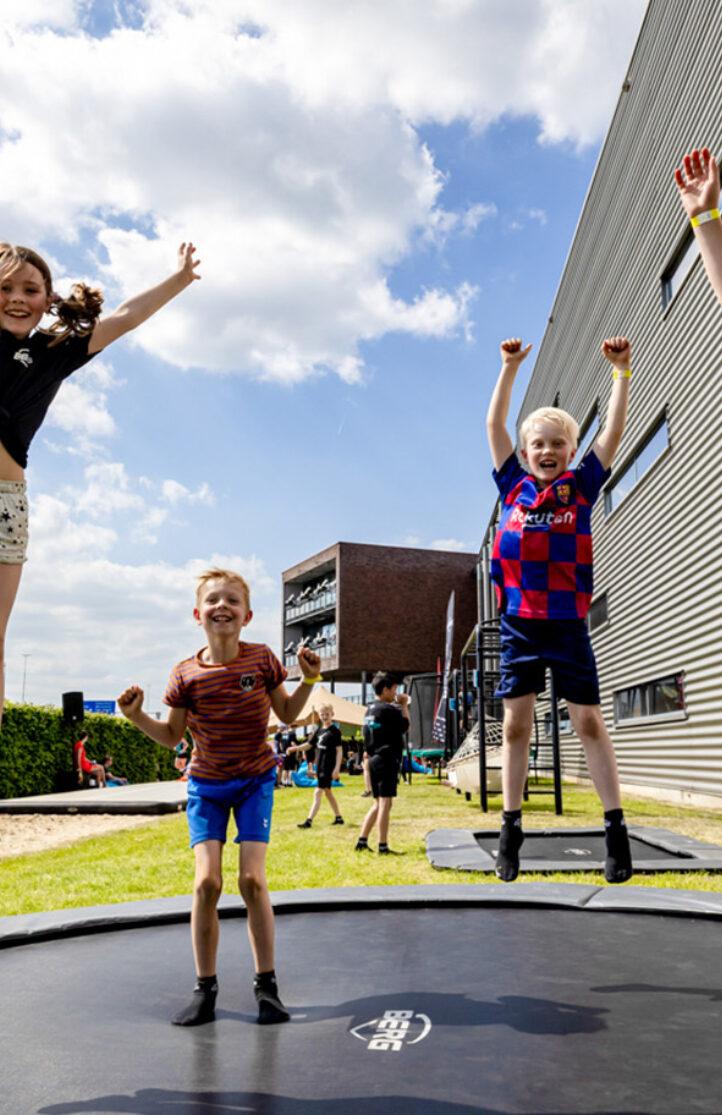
top-left (475, 832), bottom-right (686, 862)
top-left (4, 904), bottom-right (722, 1114)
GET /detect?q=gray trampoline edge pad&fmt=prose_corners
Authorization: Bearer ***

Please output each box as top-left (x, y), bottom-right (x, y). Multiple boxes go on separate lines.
top-left (2, 881), bottom-right (722, 949)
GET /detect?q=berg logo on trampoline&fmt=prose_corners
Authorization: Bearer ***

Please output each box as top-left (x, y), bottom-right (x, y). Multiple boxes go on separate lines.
top-left (350, 1010), bottom-right (432, 1052)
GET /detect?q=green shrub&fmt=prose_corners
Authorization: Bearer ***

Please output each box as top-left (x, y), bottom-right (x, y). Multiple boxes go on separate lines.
top-left (0, 703), bottom-right (177, 799)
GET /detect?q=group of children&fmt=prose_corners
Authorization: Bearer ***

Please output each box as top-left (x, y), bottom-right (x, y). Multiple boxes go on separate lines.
top-left (1, 145), bottom-right (719, 1027)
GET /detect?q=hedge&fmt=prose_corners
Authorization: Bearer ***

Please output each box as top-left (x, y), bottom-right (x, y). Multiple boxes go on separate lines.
top-left (0, 703), bottom-right (178, 799)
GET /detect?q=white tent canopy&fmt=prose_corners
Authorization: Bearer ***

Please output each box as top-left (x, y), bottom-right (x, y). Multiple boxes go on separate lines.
top-left (268, 685), bottom-right (366, 731)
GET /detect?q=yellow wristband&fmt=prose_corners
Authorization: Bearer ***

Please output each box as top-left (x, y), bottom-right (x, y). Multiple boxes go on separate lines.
top-left (612, 369), bottom-right (632, 380)
top-left (691, 208), bottom-right (721, 228)
top-left (302, 674), bottom-right (323, 685)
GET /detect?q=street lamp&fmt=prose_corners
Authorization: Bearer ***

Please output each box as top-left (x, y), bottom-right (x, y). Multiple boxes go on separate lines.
top-left (21, 653), bottom-right (31, 703)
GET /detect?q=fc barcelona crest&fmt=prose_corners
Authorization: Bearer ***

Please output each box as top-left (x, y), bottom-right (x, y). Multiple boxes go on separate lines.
top-left (239, 673), bottom-right (256, 692)
top-left (556, 483), bottom-right (571, 505)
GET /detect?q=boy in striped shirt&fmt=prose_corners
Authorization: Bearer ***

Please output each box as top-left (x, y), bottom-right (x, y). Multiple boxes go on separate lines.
top-left (118, 567), bottom-right (322, 1027)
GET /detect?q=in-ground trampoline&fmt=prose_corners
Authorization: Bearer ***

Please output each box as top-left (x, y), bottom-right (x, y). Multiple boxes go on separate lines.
top-left (3, 884), bottom-right (721, 1115)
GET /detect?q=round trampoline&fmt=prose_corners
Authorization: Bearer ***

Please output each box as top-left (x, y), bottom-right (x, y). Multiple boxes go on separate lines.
top-left (3, 883), bottom-right (721, 1114)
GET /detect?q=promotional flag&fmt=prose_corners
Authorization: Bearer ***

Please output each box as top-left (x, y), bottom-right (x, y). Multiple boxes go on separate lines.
top-left (431, 591), bottom-right (455, 748)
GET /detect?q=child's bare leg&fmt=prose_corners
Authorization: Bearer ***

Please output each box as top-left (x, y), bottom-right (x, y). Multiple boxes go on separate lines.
top-left (172, 840), bottom-right (222, 1026)
top-left (359, 800), bottom-right (378, 840)
top-left (238, 841), bottom-right (275, 971)
top-left (191, 840), bottom-right (223, 975)
top-left (568, 702), bottom-right (632, 884)
top-left (308, 787), bottom-right (323, 820)
top-left (239, 841), bottom-right (289, 1024)
top-left (0, 564), bottom-right (23, 728)
top-left (324, 788), bottom-right (342, 818)
top-left (501, 693), bottom-right (536, 810)
top-left (497, 694), bottom-right (535, 881)
top-left (567, 703), bottom-right (621, 809)
top-left (377, 797), bottom-right (392, 844)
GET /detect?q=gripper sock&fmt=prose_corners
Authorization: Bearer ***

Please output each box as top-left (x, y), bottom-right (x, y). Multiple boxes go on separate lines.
top-left (604, 809), bottom-right (633, 884)
top-left (495, 810), bottom-right (524, 882)
top-left (171, 976), bottom-right (218, 1027)
top-left (254, 970), bottom-right (290, 1025)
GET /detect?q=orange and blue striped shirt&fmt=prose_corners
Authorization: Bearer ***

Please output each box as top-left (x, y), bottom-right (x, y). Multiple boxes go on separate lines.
top-left (164, 642), bottom-right (287, 780)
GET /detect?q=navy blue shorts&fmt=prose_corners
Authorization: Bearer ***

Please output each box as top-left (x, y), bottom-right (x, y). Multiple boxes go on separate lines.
top-left (495, 615), bottom-right (600, 705)
top-left (186, 769), bottom-right (276, 848)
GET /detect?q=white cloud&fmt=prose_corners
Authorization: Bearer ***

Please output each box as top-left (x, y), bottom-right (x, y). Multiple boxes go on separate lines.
top-left (12, 521), bottom-right (280, 708)
top-left (45, 359), bottom-right (118, 452)
top-left (0, 0), bottom-right (645, 383)
top-left (161, 479), bottom-right (215, 506)
top-left (430, 537), bottom-right (469, 552)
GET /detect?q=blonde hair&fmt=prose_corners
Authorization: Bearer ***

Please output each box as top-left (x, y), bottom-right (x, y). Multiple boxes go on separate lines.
top-left (519, 406), bottom-right (579, 448)
top-left (318, 703), bottom-right (334, 717)
top-left (195, 568), bottom-right (251, 609)
top-left (0, 242), bottom-right (104, 346)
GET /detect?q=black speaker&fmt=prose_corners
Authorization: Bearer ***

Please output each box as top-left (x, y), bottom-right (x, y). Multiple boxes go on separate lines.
top-left (62, 691), bottom-right (85, 724)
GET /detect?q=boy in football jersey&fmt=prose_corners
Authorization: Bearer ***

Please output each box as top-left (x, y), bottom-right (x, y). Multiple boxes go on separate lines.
top-left (486, 337), bottom-right (633, 884)
top-left (118, 568), bottom-right (322, 1026)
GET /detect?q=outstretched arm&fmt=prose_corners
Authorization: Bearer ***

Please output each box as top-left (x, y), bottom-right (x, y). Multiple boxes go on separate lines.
top-left (88, 242), bottom-right (201, 354)
top-left (674, 147), bottom-right (722, 307)
top-left (486, 339), bottom-right (533, 470)
top-left (594, 337), bottom-right (632, 470)
top-left (117, 684), bottom-right (188, 749)
top-left (269, 646), bottom-right (322, 726)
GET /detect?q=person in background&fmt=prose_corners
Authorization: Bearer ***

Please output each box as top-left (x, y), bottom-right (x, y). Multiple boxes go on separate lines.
top-left (73, 732), bottom-right (106, 787)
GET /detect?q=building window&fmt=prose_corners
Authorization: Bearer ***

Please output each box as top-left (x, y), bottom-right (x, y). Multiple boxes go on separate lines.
top-left (577, 407), bottom-right (600, 461)
top-left (662, 230), bottom-right (700, 309)
top-left (588, 593), bottom-right (608, 632)
top-left (604, 417), bottom-right (669, 515)
top-left (614, 673), bottom-right (686, 725)
top-left (544, 705), bottom-right (571, 737)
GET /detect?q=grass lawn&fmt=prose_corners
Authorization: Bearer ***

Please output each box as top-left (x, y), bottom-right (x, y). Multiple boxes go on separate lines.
top-left (2, 776), bottom-right (722, 917)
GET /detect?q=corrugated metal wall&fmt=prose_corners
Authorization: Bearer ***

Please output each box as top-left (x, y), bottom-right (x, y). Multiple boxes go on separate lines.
top-left (514, 0), bottom-right (722, 800)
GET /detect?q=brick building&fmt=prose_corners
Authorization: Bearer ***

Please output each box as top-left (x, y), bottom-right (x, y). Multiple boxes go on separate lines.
top-left (282, 542), bottom-right (477, 685)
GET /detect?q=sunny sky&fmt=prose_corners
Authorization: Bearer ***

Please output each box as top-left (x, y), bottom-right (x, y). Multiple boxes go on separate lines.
top-left (1, 0), bottom-right (647, 709)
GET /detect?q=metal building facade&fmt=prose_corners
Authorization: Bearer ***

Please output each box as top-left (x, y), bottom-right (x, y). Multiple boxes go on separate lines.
top-left (507, 0), bottom-right (722, 802)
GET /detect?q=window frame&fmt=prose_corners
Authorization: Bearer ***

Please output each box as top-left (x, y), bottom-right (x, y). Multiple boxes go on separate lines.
top-left (661, 227), bottom-right (700, 311)
top-left (613, 672), bottom-right (687, 728)
top-left (603, 413), bottom-right (670, 518)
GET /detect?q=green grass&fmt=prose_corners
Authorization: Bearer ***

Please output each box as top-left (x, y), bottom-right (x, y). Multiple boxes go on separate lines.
top-left (2, 777), bottom-right (722, 916)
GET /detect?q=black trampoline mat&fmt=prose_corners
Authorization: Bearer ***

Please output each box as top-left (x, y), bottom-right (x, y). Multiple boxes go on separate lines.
top-left (475, 832), bottom-right (684, 862)
top-left (426, 826), bottom-right (722, 873)
top-left (4, 904), bottom-right (722, 1115)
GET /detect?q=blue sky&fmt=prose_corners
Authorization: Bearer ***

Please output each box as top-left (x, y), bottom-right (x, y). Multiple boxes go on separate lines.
top-left (1, 0), bottom-right (647, 707)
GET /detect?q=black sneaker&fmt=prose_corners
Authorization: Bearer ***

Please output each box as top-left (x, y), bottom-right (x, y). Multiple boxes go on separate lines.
top-left (355, 840), bottom-right (372, 852)
top-left (378, 845), bottom-right (404, 855)
top-left (297, 819), bottom-right (312, 829)
top-left (332, 816), bottom-right (345, 825)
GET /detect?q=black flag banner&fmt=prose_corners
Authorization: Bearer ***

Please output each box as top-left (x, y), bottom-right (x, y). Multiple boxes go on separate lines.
top-left (431, 590), bottom-right (455, 748)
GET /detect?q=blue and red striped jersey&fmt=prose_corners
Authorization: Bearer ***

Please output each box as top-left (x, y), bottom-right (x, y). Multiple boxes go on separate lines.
top-left (490, 450), bottom-right (610, 620)
top-left (164, 641), bottom-right (287, 780)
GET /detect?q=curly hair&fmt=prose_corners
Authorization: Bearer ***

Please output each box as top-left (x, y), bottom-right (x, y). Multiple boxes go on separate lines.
top-left (0, 242), bottom-right (104, 346)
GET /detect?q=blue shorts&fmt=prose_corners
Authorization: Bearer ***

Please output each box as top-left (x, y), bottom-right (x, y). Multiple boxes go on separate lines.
top-left (495, 615), bottom-right (600, 706)
top-left (186, 770), bottom-right (276, 848)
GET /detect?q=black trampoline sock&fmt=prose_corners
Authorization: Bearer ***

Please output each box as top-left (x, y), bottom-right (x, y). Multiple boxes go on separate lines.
top-left (254, 970), bottom-right (290, 1025)
top-left (604, 809), bottom-right (633, 884)
top-left (171, 976), bottom-right (218, 1026)
top-left (495, 810), bottom-right (524, 882)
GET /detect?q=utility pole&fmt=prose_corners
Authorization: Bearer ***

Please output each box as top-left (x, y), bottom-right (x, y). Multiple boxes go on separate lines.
top-left (21, 653), bottom-right (31, 703)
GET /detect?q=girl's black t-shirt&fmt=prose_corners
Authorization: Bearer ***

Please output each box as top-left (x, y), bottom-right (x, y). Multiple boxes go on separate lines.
top-left (0, 329), bottom-right (96, 467)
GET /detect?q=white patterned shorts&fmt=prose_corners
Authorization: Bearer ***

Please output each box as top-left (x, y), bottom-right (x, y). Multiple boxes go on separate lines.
top-left (0, 481), bottom-right (29, 564)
